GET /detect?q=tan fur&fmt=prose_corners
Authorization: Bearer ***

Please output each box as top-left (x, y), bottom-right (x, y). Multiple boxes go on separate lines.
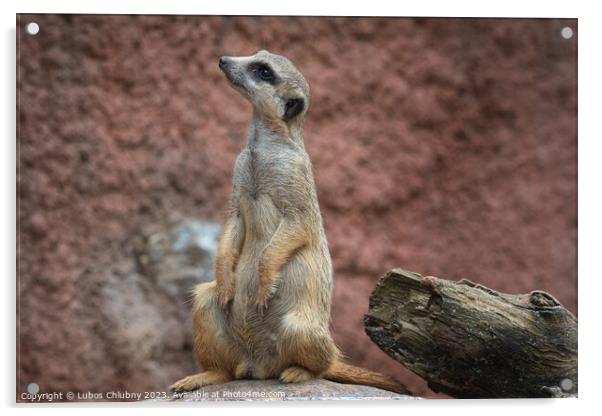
top-left (324, 361), bottom-right (412, 395)
top-left (214, 212), bottom-right (244, 307)
top-left (170, 50), bottom-right (410, 395)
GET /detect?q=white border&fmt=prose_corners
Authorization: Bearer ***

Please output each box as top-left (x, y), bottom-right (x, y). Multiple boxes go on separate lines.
top-left (3, 1), bottom-right (601, 415)
top-left (6, 0), bottom-right (584, 17)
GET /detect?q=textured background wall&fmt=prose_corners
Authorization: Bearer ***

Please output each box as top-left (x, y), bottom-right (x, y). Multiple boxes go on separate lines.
top-left (17, 15), bottom-right (577, 400)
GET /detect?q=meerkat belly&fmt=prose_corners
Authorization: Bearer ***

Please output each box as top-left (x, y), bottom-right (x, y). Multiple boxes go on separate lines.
top-left (237, 190), bottom-right (281, 272)
top-left (228, 192), bottom-right (283, 363)
top-left (228, 191), bottom-right (332, 376)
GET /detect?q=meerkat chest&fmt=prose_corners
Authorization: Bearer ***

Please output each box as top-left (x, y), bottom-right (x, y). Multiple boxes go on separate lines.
top-left (237, 145), bottom-right (307, 203)
top-left (234, 144), bottom-right (310, 239)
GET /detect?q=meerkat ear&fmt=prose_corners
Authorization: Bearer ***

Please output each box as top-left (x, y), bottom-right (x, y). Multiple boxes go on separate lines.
top-left (283, 97), bottom-right (305, 120)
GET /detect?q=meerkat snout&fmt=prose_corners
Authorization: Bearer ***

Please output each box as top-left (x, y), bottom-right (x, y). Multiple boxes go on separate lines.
top-left (218, 50), bottom-right (310, 127)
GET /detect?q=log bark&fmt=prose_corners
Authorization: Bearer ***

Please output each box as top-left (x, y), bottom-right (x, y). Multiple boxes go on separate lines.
top-left (364, 269), bottom-right (577, 398)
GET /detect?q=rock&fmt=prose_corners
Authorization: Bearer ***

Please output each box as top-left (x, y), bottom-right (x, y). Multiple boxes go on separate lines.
top-left (169, 379), bottom-right (416, 401)
top-left (132, 219), bottom-right (222, 296)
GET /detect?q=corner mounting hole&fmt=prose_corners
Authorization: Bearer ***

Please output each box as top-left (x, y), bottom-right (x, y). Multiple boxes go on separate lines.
top-left (560, 378), bottom-right (573, 391)
top-left (26, 22), bottom-right (40, 36)
top-left (561, 26), bottom-right (573, 40)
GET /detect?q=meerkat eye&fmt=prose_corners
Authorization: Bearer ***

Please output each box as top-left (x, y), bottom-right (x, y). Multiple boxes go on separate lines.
top-left (258, 68), bottom-right (273, 80)
top-left (250, 63), bottom-right (275, 82)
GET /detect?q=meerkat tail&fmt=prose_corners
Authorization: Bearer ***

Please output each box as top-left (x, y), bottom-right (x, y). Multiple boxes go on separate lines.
top-left (323, 360), bottom-right (412, 395)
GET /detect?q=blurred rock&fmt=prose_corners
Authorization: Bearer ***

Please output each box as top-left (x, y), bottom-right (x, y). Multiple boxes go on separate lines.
top-left (132, 219), bottom-right (221, 296)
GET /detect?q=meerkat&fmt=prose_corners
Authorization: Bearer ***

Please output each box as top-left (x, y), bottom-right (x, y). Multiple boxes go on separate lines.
top-left (170, 50), bottom-right (410, 395)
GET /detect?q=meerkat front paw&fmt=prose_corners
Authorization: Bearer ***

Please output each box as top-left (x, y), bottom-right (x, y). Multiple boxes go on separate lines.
top-left (215, 272), bottom-right (236, 312)
top-left (255, 281), bottom-right (278, 314)
top-left (216, 285), bottom-right (234, 311)
top-left (255, 290), bottom-right (271, 315)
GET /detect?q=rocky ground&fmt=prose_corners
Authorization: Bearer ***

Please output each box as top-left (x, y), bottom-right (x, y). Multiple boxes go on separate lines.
top-left (168, 379), bottom-right (415, 402)
top-left (17, 15), bottom-right (576, 400)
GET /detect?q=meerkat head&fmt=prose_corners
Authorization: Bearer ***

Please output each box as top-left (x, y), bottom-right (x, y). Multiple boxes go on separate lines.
top-left (219, 50), bottom-right (310, 132)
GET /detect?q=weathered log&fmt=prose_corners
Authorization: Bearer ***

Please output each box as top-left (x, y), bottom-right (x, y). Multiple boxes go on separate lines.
top-left (364, 269), bottom-right (577, 398)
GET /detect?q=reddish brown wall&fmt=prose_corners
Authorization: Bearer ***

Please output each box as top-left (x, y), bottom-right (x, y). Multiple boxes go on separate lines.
top-left (17, 15), bottom-right (577, 399)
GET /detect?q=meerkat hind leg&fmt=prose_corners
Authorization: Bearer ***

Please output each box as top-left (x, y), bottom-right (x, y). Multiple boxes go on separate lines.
top-left (170, 369), bottom-right (231, 392)
top-left (279, 366), bottom-right (314, 383)
top-left (278, 314), bottom-right (338, 383)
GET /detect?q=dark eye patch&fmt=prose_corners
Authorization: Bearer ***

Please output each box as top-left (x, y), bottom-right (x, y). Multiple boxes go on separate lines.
top-left (248, 62), bottom-right (277, 84)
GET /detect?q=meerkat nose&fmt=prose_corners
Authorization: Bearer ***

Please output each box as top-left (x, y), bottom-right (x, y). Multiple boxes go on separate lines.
top-left (219, 56), bottom-right (230, 70)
